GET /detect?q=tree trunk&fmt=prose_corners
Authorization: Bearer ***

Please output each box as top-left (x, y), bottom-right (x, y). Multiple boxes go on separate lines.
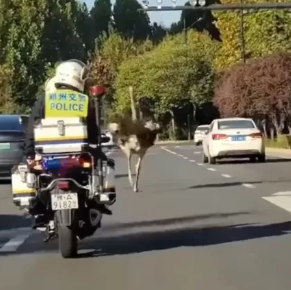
top-left (262, 120), bottom-right (267, 137)
top-left (170, 110), bottom-right (176, 140)
top-left (129, 86), bottom-right (140, 121)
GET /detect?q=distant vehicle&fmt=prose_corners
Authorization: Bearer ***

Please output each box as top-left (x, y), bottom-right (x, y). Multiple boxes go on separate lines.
top-left (100, 130), bottom-right (118, 156)
top-left (202, 117), bottom-right (265, 164)
top-left (0, 115), bottom-right (28, 179)
top-left (194, 124), bottom-right (209, 145)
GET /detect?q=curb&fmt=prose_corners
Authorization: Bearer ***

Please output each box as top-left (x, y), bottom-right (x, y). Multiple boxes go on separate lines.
top-left (155, 140), bottom-right (191, 145)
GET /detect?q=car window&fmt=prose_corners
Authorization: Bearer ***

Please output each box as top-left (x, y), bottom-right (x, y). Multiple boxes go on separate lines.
top-left (0, 117), bottom-right (25, 131)
top-left (218, 120), bottom-right (255, 130)
top-left (196, 126), bottom-right (209, 131)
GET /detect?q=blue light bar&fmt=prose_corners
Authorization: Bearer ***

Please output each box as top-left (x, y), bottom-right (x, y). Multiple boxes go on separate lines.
top-left (43, 158), bottom-right (62, 170)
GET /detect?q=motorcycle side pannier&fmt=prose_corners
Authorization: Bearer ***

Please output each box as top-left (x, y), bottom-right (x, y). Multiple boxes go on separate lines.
top-left (34, 117), bottom-right (88, 154)
top-left (11, 163), bottom-right (36, 208)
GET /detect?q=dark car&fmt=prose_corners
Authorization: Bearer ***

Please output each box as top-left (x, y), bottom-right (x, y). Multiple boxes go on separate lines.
top-left (0, 115), bottom-right (28, 179)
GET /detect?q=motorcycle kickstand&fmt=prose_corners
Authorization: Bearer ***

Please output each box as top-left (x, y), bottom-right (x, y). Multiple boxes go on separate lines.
top-left (43, 225), bottom-right (56, 243)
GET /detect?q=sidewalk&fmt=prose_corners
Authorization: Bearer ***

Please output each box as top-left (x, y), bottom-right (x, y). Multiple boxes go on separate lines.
top-left (266, 147), bottom-right (291, 158)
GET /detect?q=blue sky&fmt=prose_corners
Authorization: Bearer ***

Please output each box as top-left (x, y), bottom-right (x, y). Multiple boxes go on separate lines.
top-left (84, 0), bottom-right (183, 27)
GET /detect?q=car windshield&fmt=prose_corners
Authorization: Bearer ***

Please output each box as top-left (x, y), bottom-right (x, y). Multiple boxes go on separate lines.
top-left (218, 120), bottom-right (255, 130)
top-left (0, 117), bottom-right (25, 131)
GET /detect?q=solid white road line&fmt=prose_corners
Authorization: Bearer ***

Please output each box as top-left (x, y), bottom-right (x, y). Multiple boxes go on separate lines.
top-left (221, 174), bottom-right (232, 178)
top-left (207, 168), bottom-right (216, 171)
top-left (242, 183), bottom-right (256, 188)
top-left (262, 196), bottom-right (291, 214)
top-left (0, 229), bottom-right (31, 252)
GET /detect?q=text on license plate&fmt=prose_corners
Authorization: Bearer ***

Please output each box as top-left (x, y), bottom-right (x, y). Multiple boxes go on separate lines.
top-left (51, 193), bottom-right (79, 210)
top-left (231, 135), bottom-right (246, 141)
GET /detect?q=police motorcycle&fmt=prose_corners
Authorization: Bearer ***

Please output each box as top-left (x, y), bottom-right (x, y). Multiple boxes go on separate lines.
top-left (11, 85), bottom-right (116, 258)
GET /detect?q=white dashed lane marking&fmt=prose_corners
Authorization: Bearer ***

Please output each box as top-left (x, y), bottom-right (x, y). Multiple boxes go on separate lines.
top-left (162, 147), bottom-right (257, 190)
top-left (221, 174), bottom-right (232, 178)
top-left (0, 228), bottom-right (31, 253)
top-left (242, 183), bottom-right (256, 188)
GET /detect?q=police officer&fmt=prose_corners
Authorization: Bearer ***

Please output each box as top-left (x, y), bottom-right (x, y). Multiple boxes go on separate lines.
top-left (25, 59), bottom-right (99, 163)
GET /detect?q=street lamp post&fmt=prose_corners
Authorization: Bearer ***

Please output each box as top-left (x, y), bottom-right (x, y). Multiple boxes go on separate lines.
top-left (183, 16), bottom-right (204, 139)
top-left (240, 0), bottom-right (246, 63)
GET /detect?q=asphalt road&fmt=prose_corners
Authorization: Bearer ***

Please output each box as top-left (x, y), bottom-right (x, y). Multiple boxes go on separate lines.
top-left (1, 144), bottom-right (291, 289)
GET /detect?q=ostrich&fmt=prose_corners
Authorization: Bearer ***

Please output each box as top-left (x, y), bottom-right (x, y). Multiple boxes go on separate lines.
top-left (107, 87), bottom-right (161, 192)
top-left (108, 116), bottom-right (161, 192)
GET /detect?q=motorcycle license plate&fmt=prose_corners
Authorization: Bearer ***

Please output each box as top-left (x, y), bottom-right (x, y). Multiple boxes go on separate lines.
top-left (51, 193), bottom-right (79, 210)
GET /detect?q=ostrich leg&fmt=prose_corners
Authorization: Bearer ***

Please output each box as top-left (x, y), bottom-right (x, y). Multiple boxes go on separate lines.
top-left (133, 150), bottom-right (146, 192)
top-left (126, 151), bottom-right (134, 187)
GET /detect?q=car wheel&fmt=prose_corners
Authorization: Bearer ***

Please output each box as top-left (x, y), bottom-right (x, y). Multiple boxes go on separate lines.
top-left (249, 156), bottom-right (256, 163)
top-left (202, 153), bottom-right (208, 163)
top-left (258, 154), bottom-right (266, 162)
top-left (209, 156), bottom-right (216, 165)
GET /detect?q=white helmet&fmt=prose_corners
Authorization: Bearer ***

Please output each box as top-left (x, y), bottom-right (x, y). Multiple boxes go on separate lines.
top-left (54, 59), bottom-right (89, 92)
top-left (44, 76), bottom-right (57, 94)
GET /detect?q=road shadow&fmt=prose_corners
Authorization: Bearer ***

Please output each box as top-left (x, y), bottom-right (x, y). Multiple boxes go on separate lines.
top-left (217, 158), bottom-right (291, 165)
top-left (186, 178), bottom-right (291, 189)
top-left (8, 211), bottom-right (251, 256)
top-left (265, 158), bottom-right (291, 163)
top-left (0, 214), bottom-right (31, 230)
top-left (187, 181), bottom-right (262, 189)
top-left (14, 211), bottom-right (291, 258)
top-left (103, 211), bottom-right (251, 231)
top-left (75, 220), bottom-right (291, 258)
top-left (0, 179), bottom-right (11, 185)
top-left (116, 173), bottom-right (136, 179)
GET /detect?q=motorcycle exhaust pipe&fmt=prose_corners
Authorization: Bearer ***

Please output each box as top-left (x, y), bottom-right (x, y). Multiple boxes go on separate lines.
top-left (89, 208), bottom-right (102, 227)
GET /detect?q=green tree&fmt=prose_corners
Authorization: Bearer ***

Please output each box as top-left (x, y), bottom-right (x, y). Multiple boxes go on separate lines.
top-left (90, 0), bottom-right (112, 43)
top-left (91, 32), bottom-right (153, 95)
top-left (41, 0), bottom-right (87, 64)
top-left (115, 31), bottom-right (217, 135)
top-left (1, 0), bottom-right (48, 108)
top-left (214, 0), bottom-right (291, 70)
top-left (113, 0), bottom-right (151, 40)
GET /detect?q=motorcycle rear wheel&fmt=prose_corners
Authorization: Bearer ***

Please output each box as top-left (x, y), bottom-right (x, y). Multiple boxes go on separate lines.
top-left (58, 225), bottom-right (77, 258)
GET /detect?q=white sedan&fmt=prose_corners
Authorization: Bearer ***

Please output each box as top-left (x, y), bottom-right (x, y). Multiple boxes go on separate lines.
top-left (202, 117), bottom-right (265, 164)
top-left (194, 124), bottom-right (209, 145)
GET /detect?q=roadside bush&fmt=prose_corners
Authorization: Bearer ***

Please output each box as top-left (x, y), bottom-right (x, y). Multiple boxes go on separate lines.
top-left (265, 134), bottom-right (291, 149)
